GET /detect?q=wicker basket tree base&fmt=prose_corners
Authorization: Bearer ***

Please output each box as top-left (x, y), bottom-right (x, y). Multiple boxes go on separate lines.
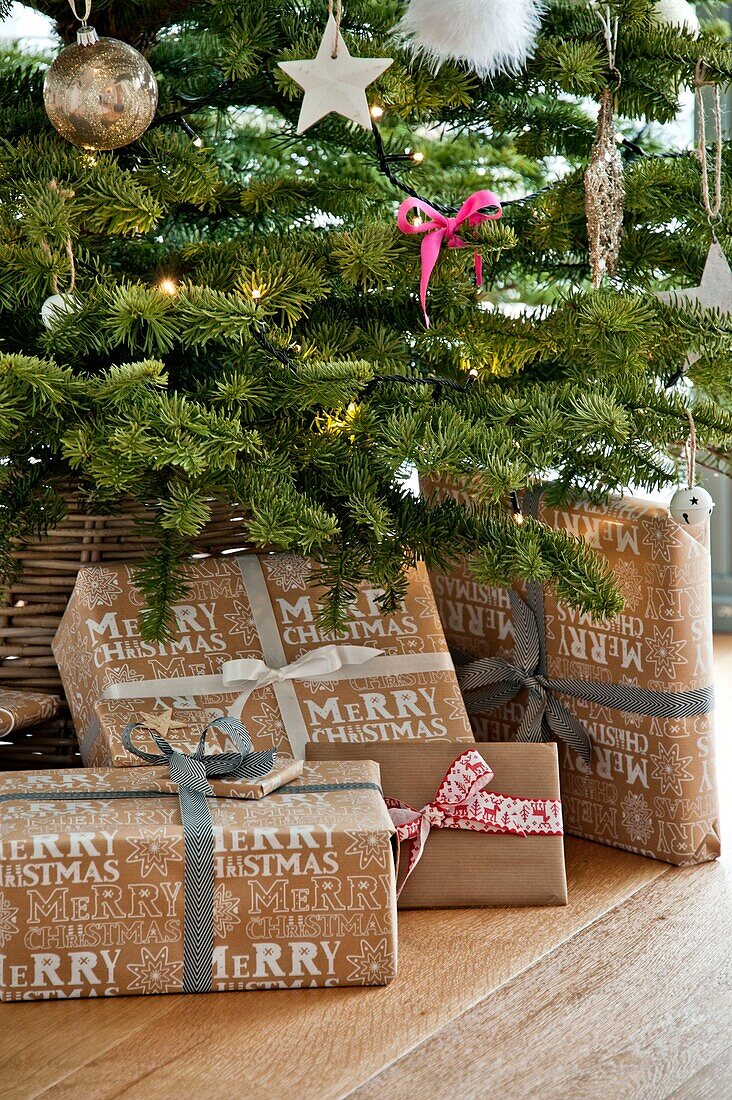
top-left (0, 496), bottom-right (246, 768)
top-left (0, 708), bottom-right (79, 770)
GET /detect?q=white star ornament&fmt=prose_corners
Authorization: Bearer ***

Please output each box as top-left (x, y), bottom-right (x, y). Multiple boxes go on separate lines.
top-left (657, 240), bottom-right (732, 313)
top-left (657, 240), bottom-right (732, 369)
top-left (278, 16), bottom-right (393, 134)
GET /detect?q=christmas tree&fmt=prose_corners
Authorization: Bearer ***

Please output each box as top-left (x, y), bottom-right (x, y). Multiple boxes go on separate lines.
top-left (2, 0), bottom-right (732, 638)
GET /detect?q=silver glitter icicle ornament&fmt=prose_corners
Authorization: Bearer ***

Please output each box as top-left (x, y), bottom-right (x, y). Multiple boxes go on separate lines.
top-left (43, 22), bottom-right (158, 151)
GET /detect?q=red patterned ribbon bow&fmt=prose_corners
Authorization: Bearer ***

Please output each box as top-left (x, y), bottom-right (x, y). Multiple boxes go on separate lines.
top-left (396, 190), bottom-right (502, 327)
top-left (385, 748), bottom-right (563, 896)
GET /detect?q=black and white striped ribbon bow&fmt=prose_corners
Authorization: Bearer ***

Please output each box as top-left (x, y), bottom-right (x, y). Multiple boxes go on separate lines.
top-left (122, 716), bottom-right (276, 994)
top-left (454, 589), bottom-right (714, 765)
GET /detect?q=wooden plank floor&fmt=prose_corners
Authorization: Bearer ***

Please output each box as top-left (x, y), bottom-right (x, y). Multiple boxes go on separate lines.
top-left (2, 640), bottom-right (730, 1100)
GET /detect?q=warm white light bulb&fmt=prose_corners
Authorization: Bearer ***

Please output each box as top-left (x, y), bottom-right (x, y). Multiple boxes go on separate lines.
top-left (411, 151), bottom-right (425, 163)
top-left (159, 278), bottom-right (177, 295)
top-left (370, 104), bottom-right (384, 119)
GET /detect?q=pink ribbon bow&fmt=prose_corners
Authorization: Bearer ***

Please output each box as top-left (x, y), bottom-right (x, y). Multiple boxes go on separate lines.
top-left (396, 190), bottom-right (503, 327)
top-left (385, 748), bottom-right (563, 896)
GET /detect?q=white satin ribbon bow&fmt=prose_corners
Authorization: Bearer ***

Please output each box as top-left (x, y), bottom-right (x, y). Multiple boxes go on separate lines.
top-left (221, 644), bottom-right (385, 701)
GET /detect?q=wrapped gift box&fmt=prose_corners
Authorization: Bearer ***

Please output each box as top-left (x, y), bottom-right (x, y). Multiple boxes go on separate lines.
top-left (423, 477), bottom-right (719, 866)
top-left (0, 759), bottom-right (398, 1000)
top-left (306, 742), bottom-right (567, 908)
top-left (0, 690), bottom-right (61, 736)
top-left (52, 554), bottom-right (473, 767)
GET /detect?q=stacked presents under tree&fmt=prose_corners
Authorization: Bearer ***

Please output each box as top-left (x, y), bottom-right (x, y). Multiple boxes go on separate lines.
top-left (0, 488), bottom-right (719, 1000)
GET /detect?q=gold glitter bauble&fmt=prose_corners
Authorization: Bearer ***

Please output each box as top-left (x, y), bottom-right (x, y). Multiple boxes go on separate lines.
top-left (43, 27), bottom-right (157, 150)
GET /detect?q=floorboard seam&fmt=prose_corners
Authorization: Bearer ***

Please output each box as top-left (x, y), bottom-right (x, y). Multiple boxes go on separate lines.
top-left (343, 862), bottom-right (675, 1100)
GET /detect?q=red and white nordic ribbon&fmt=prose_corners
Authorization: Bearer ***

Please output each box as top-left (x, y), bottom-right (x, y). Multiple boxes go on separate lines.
top-left (396, 190), bottom-right (502, 327)
top-left (386, 748), bottom-right (563, 895)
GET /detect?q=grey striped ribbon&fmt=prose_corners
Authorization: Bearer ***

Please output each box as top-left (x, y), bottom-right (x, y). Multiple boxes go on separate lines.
top-left (454, 487), bottom-right (714, 764)
top-left (121, 715), bottom-right (276, 995)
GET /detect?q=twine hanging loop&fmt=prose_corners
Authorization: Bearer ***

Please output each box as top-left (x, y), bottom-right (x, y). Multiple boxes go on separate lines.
top-left (327, 0), bottom-right (342, 59)
top-left (694, 60), bottom-right (723, 229)
top-left (685, 408), bottom-right (697, 489)
top-left (41, 181), bottom-right (77, 297)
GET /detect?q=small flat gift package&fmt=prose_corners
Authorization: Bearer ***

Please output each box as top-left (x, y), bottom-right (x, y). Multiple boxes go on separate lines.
top-left (0, 689), bottom-right (61, 736)
top-left (0, 722), bottom-right (398, 1001)
top-left (423, 476), bottom-right (719, 866)
top-left (53, 553), bottom-right (473, 767)
top-left (306, 741), bottom-right (567, 908)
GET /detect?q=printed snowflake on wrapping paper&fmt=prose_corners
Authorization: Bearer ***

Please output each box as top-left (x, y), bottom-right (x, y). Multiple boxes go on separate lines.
top-left (306, 679), bottom-right (338, 693)
top-left (414, 593), bottom-right (438, 621)
top-left (75, 567), bottom-right (123, 609)
top-left (621, 792), bottom-right (654, 844)
top-left (126, 947), bottom-right (183, 995)
top-left (247, 698), bottom-right (290, 753)
top-left (101, 665), bottom-right (144, 690)
top-left (346, 939), bottom-right (395, 985)
top-left (264, 554), bottom-right (312, 592)
top-left (211, 800), bottom-right (250, 828)
top-left (0, 892), bottom-right (19, 947)
top-left (445, 695), bottom-right (469, 723)
top-left (344, 830), bottom-right (387, 869)
top-left (223, 600), bottom-right (258, 644)
top-left (401, 635), bottom-right (426, 655)
top-left (651, 743), bottom-right (694, 796)
top-left (614, 560), bottom-right (643, 612)
top-left (126, 830), bottom-right (182, 877)
top-left (72, 641), bottom-right (94, 682)
top-left (645, 627), bottom-right (687, 679)
top-left (641, 515), bottom-right (683, 563)
top-left (214, 884), bottom-right (241, 938)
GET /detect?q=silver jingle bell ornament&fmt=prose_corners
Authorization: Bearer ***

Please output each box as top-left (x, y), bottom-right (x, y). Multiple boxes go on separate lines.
top-left (43, 25), bottom-right (158, 151)
top-left (669, 485), bottom-right (715, 526)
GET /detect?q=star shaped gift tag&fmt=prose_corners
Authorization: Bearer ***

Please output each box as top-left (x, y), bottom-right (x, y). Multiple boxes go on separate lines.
top-left (279, 15), bottom-right (392, 134)
top-left (135, 708), bottom-right (190, 741)
top-left (657, 240), bottom-right (732, 367)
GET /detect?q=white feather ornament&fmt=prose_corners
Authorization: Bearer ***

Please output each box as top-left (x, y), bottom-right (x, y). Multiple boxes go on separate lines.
top-left (651, 0), bottom-right (700, 34)
top-left (396, 0), bottom-right (545, 78)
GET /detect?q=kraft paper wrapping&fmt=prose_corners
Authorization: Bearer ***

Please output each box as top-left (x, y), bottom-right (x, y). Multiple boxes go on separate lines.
top-left (423, 476), bottom-right (719, 866)
top-left (0, 759), bottom-right (398, 1000)
top-left (306, 742), bottom-right (568, 907)
top-left (0, 690), bottom-right (61, 737)
top-left (52, 554), bottom-right (474, 768)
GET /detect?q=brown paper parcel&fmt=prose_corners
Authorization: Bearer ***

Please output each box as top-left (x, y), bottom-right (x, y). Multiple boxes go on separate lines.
top-left (306, 742), bottom-right (568, 908)
top-left (0, 690), bottom-right (61, 736)
top-left (0, 759), bottom-right (399, 1000)
top-left (423, 476), bottom-right (719, 866)
top-left (52, 554), bottom-right (474, 768)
